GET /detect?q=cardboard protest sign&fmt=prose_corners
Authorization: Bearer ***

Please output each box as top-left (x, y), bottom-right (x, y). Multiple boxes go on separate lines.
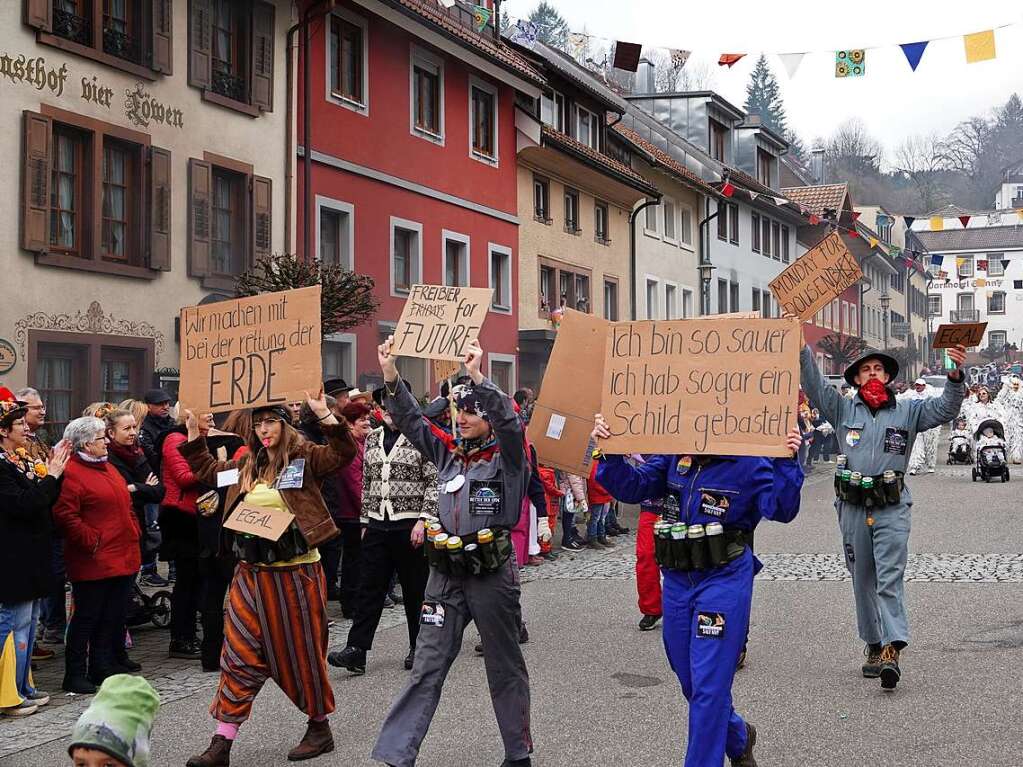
top-left (223, 502), bottom-right (295, 542)
top-left (527, 309), bottom-right (609, 476)
top-left (700, 311), bottom-right (760, 320)
top-left (769, 232), bottom-right (862, 320)
top-left (599, 317), bottom-right (801, 456)
top-left (932, 322), bottom-right (987, 349)
top-left (393, 285), bottom-right (493, 362)
top-left (179, 286), bottom-right (322, 414)
top-left (433, 359), bottom-right (462, 381)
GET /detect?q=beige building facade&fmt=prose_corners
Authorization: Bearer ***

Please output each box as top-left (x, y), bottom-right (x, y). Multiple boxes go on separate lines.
top-left (1, 0), bottom-right (293, 435)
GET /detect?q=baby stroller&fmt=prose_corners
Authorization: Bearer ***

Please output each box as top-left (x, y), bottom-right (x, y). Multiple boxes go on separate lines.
top-left (972, 419), bottom-right (1010, 483)
top-left (126, 580), bottom-right (172, 629)
top-left (947, 418), bottom-right (972, 465)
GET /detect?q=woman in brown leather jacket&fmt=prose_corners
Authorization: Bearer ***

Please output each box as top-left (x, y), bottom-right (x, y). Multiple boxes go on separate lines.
top-left (180, 391), bottom-right (356, 767)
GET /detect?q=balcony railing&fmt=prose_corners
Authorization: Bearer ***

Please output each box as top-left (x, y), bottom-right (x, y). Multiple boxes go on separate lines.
top-left (103, 26), bottom-right (145, 66)
top-left (950, 309), bottom-right (981, 323)
top-left (212, 68), bottom-right (247, 103)
top-left (53, 7), bottom-right (91, 46)
top-left (1012, 197), bottom-right (1023, 209)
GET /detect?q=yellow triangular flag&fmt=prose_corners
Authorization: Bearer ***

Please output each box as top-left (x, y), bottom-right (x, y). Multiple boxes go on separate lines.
top-left (1017, 209), bottom-right (1023, 221)
top-left (976, 278), bottom-right (987, 288)
top-left (929, 216), bottom-right (944, 231)
top-left (956, 257), bottom-right (965, 271)
top-left (964, 30), bottom-right (996, 63)
top-left (868, 236), bottom-right (879, 249)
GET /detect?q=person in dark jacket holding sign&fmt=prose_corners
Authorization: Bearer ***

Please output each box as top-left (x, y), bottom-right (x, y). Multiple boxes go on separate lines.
top-left (591, 415), bottom-right (804, 767)
top-left (371, 337), bottom-right (532, 767)
top-left (799, 322), bottom-right (967, 691)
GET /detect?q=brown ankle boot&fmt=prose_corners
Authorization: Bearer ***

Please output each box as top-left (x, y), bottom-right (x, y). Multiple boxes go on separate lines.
top-left (186, 735), bottom-right (232, 767)
top-left (287, 719), bottom-right (334, 761)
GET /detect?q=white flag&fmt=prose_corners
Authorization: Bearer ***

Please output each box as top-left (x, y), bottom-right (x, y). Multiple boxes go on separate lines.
top-left (777, 52), bottom-right (806, 79)
top-left (438, 0), bottom-right (457, 7)
top-left (774, 196), bottom-right (789, 207)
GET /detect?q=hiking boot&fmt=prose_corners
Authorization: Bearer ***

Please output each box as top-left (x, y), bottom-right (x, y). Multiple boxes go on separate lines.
top-left (862, 644), bottom-right (882, 678)
top-left (327, 646), bottom-right (366, 675)
top-left (287, 719), bottom-right (334, 761)
top-left (879, 644), bottom-right (901, 690)
top-left (638, 614), bottom-right (661, 631)
top-left (730, 722), bottom-right (757, 767)
top-left (186, 735), bottom-right (232, 767)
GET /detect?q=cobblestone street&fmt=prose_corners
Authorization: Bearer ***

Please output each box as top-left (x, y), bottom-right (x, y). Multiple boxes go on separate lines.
top-left (4, 459), bottom-right (1021, 766)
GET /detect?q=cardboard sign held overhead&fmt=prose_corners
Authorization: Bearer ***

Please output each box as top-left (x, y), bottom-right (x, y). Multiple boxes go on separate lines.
top-left (432, 359), bottom-right (463, 382)
top-left (769, 232), bottom-right (862, 321)
top-left (932, 322), bottom-right (987, 349)
top-left (393, 285), bottom-right (493, 362)
top-left (599, 317), bottom-right (801, 456)
top-left (527, 309), bottom-right (609, 476)
top-left (179, 286), bottom-right (322, 414)
top-left (223, 502), bottom-right (295, 542)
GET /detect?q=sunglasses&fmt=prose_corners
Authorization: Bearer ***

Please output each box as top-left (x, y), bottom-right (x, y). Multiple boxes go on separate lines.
top-left (252, 417), bottom-right (284, 428)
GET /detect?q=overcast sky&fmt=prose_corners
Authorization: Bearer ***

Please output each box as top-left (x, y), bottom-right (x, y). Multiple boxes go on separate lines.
top-left (502, 0), bottom-right (1023, 161)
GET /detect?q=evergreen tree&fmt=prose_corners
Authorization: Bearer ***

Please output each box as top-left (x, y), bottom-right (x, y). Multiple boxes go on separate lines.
top-left (528, 1), bottom-right (569, 50)
top-left (744, 54), bottom-right (788, 136)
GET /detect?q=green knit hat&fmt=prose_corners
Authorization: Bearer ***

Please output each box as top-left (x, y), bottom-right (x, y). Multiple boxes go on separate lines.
top-left (69, 675), bottom-right (160, 767)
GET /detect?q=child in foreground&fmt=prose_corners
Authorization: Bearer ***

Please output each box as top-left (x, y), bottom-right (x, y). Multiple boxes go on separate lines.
top-left (68, 675), bottom-right (159, 767)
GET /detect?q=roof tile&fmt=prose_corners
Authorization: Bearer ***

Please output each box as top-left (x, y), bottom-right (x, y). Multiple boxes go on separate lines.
top-left (541, 125), bottom-right (656, 194)
top-left (780, 184), bottom-right (848, 215)
top-left (914, 226), bottom-right (1023, 252)
top-left (610, 123), bottom-right (717, 195)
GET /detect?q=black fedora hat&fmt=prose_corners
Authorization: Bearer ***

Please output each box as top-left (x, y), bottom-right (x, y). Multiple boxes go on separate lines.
top-left (843, 350), bottom-right (899, 387)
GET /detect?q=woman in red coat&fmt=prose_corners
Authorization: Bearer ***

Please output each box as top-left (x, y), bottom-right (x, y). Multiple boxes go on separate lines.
top-left (52, 416), bottom-right (141, 695)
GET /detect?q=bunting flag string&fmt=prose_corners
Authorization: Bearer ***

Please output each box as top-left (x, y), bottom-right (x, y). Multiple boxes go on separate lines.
top-left (471, 3), bottom-right (491, 32)
top-left (958, 215), bottom-right (971, 228)
top-left (496, 3), bottom-right (1017, 80)
top-left (930, 216), bottom-right (944, 231)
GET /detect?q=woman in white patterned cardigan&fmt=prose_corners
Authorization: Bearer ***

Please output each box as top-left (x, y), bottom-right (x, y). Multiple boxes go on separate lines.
top-left (328, 380), bottom-right (439, 675)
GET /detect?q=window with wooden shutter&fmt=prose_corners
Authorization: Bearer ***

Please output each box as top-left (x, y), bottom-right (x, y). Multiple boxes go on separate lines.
top-left (252, 175), bottom-right (272, 264)
top-left (152, 0), bottom-right (173, 74)
top-left (149, 146), bottom-right (172, 271)
top-left (188, 0), bottom-right (213, 90)
top-left (21, 111), bottom-right (52, 253)
top-left (188, 158), bottom-right (212, 277)
top-left (24, 0), bottom-right (53, 31)
top-left (250, 1), bottom-right (274, 112)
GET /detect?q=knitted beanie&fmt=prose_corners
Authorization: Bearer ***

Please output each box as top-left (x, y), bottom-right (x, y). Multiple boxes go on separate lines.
top-left (68, 675), bottom-right (160, 767)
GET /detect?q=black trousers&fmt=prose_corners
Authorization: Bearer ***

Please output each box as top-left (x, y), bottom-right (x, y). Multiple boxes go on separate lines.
top-left (320, 535), bottom-right (343, 599)
top-left (66, 575), bottom-right (132, 679)
top-left (347, 525), bottom-right (428, 652)
top-left (170, 554), bottom-right (201, 643)
top-left (198, 556), bottom-right (235, 668)
top-left (338, 520), bottom-right (363, 615)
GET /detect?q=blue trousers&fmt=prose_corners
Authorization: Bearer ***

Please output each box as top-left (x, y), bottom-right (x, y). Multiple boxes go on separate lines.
top-left (662, 552), bottom-right (753, 767)
top-left (0, 600), bottom-right (42, 707)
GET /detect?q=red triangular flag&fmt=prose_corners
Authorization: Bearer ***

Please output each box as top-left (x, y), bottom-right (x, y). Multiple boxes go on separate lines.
top-left (721, 182), bottom-right (735, 197)
top-left (808, 213), bottom-right (821, 225)
top-left (718, 54), bottom-right (746, 68)
top-left (958, 215), bottom-right (971, 228)
top-left (851, 211), bottom-right (861, 221)
top-left (904, 257), bottom-right (914, 269)
top-left (847, 229), bottom-right (859, 238)
top-left (978, 259), bottom-right (988, 271)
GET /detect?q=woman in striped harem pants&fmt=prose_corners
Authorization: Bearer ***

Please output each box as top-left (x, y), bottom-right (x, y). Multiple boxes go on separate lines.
top-left (213, 561), bottom-right (334, 724)
top-left (179, 395), bottom-right (357, 767)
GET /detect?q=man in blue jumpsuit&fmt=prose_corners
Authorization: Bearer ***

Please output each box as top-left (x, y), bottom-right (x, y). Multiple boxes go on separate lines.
top-left (591, 417), bottom-right (804, 767)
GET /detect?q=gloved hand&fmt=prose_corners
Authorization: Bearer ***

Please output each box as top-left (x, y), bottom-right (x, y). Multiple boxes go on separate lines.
top-left (537, 517), bottom-right (552, 543)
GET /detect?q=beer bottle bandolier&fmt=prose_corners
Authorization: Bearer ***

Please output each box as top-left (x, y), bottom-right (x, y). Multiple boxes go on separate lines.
top-left (370, 354), bottom-right (533, 767)
top-left (593, 441), bottom-right (804, 767)
top-left (799, 343), bottom-right (966, 692)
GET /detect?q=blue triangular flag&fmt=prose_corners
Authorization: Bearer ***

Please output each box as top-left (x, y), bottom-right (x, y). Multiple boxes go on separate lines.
top-left (900, 41), bottom-right (929, 72)
top-left (930, 254), bottom-right (943, 266)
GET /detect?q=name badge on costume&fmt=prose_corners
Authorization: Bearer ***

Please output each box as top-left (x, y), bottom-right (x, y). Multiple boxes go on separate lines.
top-left (275, 458), bottom-right (306, 490)
top-left (846, 429), bottom-right (862, 448)
top-left (662, 493), bottom-right (681, 524)
top-left (699, 492), bottom-right (731, 519)
top-left (469, 480), bottom-right (502, 515)
top-left (420, 602), bottom-right (445, 627)
top-left (696, 612), bottom-right (726, 639)
top-left (217, 468), bottom-right (240, 488)
top-left (444, 475), bottom-right (466, 493)
top-left (883, 427), bottom-right (909, 455)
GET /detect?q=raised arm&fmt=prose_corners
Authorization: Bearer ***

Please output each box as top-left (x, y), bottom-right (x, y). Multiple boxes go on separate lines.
top-left (594, 453), bottom-right (671, 504)
top-left (800, 344), bottom-right (846, 428)
top-left (915, 346), bottom-right (967, 432)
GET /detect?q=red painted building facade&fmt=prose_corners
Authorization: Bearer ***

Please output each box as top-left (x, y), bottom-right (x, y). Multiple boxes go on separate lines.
top-left (297, 0), bottom-right (542, 395)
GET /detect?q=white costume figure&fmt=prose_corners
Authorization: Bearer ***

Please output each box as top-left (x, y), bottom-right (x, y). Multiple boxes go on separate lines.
top-left (994, 375), bottom-right (1023, 464)
top-left (898, 378), bottom-right (941, 474)
top-left (961, 387), bottom-right (1004, 453)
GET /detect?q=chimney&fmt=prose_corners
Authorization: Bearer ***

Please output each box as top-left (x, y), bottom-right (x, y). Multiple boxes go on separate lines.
top-left (637, 57), bottom-right (655, 94)
top-left (810, 147), bottom-right (825, 184)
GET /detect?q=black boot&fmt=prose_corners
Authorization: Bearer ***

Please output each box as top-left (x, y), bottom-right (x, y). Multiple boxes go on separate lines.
top-left (186, 734), bottom-right (232, 767)
top-left (403, 649), bottom-right (415, 670)
top-left (62, 674), bottom-right (97, 695)
top-left (862, 643), bottom-right (882, 678)
top-left (879, 644), bottom-right (901, 690)
top-left (327, 646), bottom-right (366, 675)
top-left (730, 722), bottom-right (757, 767)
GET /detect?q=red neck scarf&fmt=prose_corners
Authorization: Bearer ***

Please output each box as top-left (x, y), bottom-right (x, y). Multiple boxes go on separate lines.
top-left (859, 378), bottom-right (890, 410)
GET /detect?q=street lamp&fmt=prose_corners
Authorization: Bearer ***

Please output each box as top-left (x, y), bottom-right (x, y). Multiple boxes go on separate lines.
top-left (698, 262), bottom-right (716, 316)
top-left (879, 291), bottom-right (891, 350)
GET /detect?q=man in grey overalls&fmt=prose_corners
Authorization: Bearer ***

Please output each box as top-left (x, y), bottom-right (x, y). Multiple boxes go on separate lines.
top-left (372, 337), bottom-right (532, 767)
top-left (801, 336), bottom-right (966, 690)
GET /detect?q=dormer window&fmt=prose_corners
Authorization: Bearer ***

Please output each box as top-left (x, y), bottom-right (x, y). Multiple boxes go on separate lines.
top-left (756, 148), bottom-right (774, 187)
top-left (709, 118), bottom-right (727, 161)
top-left (576, 105), bottom-right (599, 150)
